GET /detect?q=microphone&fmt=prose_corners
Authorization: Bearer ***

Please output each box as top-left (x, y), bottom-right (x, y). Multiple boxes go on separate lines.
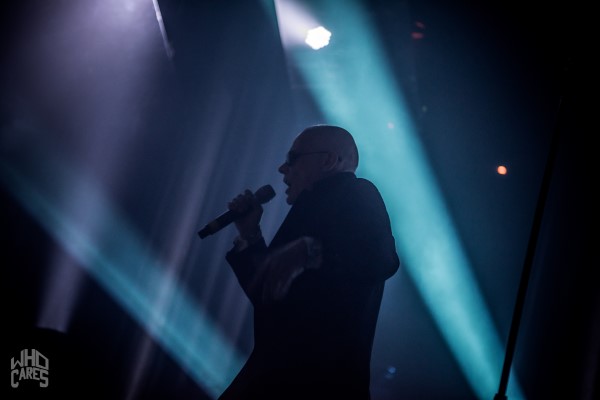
top-left (197, 185), bottom-right (276, 239)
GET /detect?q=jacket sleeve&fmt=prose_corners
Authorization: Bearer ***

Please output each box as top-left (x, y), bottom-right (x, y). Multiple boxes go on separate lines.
top-left (319, 178), bottom-right (400, 283)
top-left (225, 238), bottom-right (268, 305)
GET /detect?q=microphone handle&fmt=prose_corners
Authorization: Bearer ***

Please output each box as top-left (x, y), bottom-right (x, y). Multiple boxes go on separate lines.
top-left (198, 185), bottom-right (275, 239)
top-left (198, 209), bottom-right (243, 239)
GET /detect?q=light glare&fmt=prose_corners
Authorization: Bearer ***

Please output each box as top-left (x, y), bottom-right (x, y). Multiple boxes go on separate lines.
top-left (305, 26), bottom-right (331, 50)
top-left (273, 0), bottom-right (321, 47)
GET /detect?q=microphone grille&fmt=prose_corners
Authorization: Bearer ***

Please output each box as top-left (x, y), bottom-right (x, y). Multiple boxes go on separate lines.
top-left (255, 185), bottom-right (276, 204)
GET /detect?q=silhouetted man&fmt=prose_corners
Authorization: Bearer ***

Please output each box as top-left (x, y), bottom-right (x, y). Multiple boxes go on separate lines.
top-left (219, 125), bottom-right (400, 400)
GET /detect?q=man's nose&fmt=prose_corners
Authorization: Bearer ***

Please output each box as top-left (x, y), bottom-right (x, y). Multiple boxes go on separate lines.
top-left (278, 162), bottom-right (288, 174)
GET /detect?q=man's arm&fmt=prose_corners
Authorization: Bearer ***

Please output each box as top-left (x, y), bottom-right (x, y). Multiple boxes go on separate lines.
top-left (224, 189), bottom-right (268, 305)
top-left (226, 238), bottom-right (269, 305)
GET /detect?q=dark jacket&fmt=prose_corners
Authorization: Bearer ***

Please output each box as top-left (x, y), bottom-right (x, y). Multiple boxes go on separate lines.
top-left (220, 172), bottom-right (400, 400)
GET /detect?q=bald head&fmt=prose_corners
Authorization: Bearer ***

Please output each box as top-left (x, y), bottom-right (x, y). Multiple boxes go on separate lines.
top-left (278, 125), bottom-right (360, 204)
top-left (298, 125), bottom-right (359, 173)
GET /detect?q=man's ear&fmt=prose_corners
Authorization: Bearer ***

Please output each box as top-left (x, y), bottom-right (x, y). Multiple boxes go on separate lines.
top-left (322, 152), bottom-right (340, 172)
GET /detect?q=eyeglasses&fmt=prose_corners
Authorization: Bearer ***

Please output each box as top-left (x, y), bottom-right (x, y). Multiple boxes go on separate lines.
top-left (285, 151), bottom-right (330, 166)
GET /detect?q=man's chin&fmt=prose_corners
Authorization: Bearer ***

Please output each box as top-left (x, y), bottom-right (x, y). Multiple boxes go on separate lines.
top-left (284, 187), bottom-right (294, 204)
top-left (285, 190), bottom-right (296, 204)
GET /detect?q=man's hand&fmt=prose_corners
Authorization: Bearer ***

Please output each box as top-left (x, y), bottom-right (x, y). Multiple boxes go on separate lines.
top-left (228, 189), bottom-right (263, 239)
top-left (262, 237), bottom-right (323, 302)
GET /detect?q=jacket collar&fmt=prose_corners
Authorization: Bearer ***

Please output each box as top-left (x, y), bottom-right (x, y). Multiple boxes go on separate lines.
top-left (294, 172), bottom-right (356, 205)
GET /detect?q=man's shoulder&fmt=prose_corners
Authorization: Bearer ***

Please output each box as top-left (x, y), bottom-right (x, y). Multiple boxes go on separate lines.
top-left (346, 177), bottom-right (390, 212)
top-left (351, 176), bottom-right (381, 195)
top-left (354, 176), bottom-right (375, 188)
top-left (318, 173), bottom-right (382, 204)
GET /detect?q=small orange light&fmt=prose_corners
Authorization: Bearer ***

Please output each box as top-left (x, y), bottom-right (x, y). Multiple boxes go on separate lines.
top-left (497, 165), bottom-right (507, 175)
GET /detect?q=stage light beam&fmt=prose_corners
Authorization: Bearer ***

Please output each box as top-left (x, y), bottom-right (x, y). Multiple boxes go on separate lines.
top-left (274, 1), bottom-right (525, 399)
top-left (0, 154), bottom-right (245, 398)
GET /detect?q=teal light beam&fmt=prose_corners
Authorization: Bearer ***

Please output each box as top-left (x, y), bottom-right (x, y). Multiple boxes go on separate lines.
top-left (0, 153), bottom-right (244, 398)
top-left (274, 1), bottom-right (524, 399)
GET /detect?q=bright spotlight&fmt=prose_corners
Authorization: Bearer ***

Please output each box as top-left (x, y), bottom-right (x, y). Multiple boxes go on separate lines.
top-left (305, 26), bottom-right (331, 50)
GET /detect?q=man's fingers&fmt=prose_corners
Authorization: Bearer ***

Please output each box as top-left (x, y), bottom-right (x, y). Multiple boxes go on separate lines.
top-left (228, 190), bottom-right (256, 213)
